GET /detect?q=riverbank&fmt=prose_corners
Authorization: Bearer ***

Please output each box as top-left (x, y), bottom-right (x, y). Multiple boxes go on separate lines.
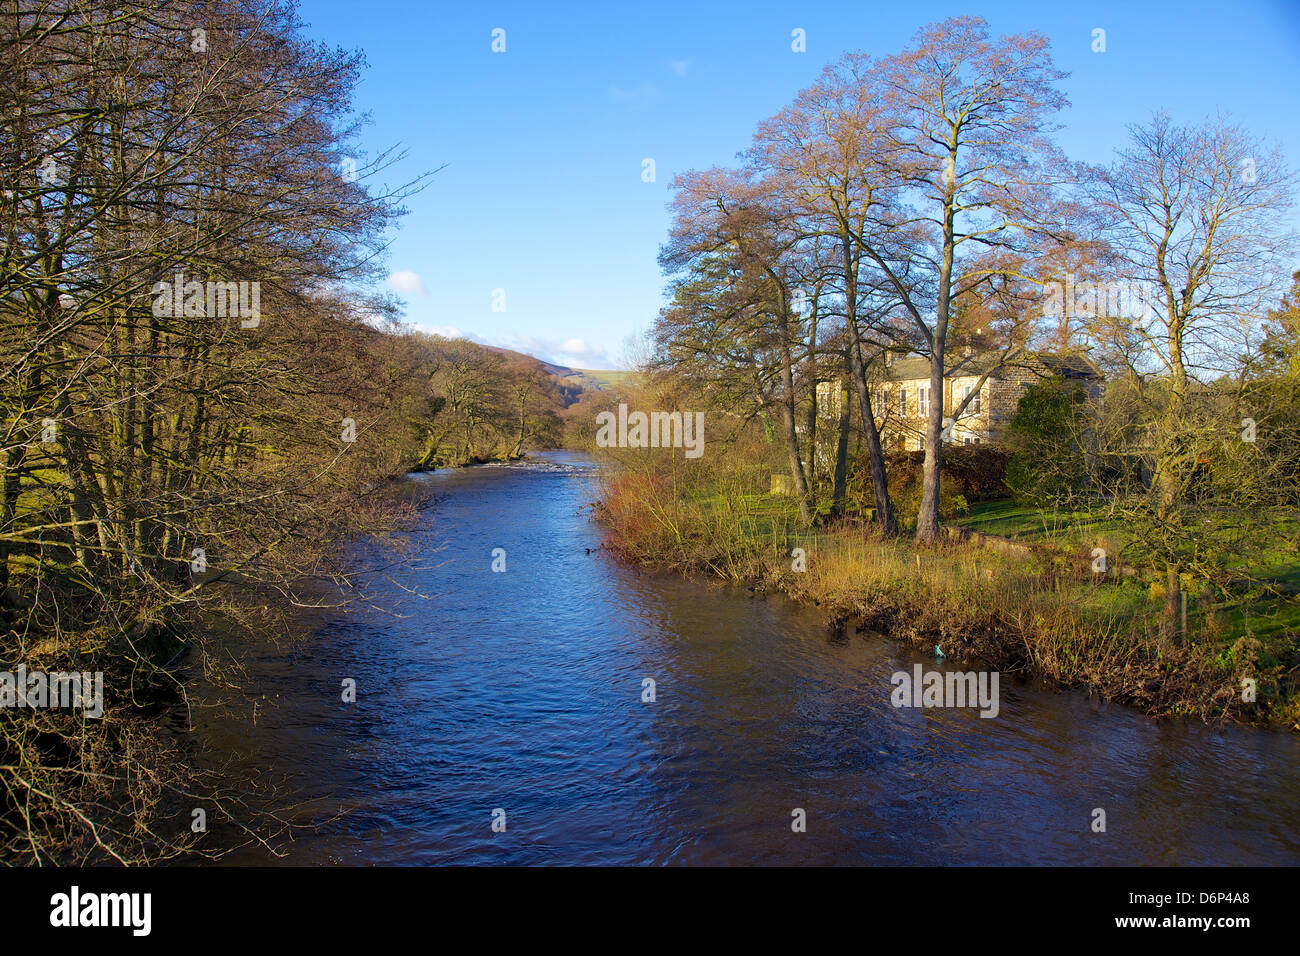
top-left (410, 451), bottom-right (526, 472)
top-left (594, 466), bottom-right (1300, 732)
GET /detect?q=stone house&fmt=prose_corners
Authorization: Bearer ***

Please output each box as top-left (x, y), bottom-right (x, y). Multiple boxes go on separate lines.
top-left (813, 350), bottom-right (1102, 456)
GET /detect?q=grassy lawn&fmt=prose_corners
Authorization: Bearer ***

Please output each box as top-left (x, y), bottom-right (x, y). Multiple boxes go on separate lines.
top-left (959, 498), bottom-right (1127, 547)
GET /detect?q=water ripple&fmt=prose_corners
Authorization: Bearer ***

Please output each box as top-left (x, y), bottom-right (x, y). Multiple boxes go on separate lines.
top-left (200, 451), bottom-right (1300, 865)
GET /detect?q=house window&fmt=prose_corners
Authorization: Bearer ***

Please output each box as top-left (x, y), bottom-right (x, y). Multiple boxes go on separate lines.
top-left (963, 383), bottom-right (982, 415)
top-left (875, 389), bottom-right (886, 420)
top-left (917, 435), bottom-right (925, 451)
top-left (817, 380), bottom-right (843, 419)
top-left (899, 388), bottom-right (907, 417)
top-left (918, 385), bottom-right (930, 418)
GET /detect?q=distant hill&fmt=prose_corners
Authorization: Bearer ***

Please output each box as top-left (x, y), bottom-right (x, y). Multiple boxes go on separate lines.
top-left (548, 368), bottom-right (640, 406)
top-left (479, 346), bottom-right (638, 406)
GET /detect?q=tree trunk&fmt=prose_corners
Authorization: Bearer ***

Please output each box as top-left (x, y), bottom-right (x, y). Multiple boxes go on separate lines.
top-left (775, 398), bottom-right (811, 526)
top-left (803, 300), bottom-right (819, 494)
top-left (840, 237), bottom-right (897, 534)
top-left (774, 295), bottom-right (812, 525)
top-left (915, 158), bottom-right (957, 543)
top-left (914, 349), bottom-right (945, 541)
top-left (831, 372), bottom-right (851, 515)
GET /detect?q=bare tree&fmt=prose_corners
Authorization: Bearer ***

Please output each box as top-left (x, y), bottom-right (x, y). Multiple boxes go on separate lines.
top-left (659, 167), bottom-right (815, 524)
top-left (0, 0), bottom-right (437, 862)
top-left (1085, 112), bottom-right (1298, 623)
top-left (747, 54), bottom-right (905, 532)
top-left (871, 16), bottom-right (1072, 541)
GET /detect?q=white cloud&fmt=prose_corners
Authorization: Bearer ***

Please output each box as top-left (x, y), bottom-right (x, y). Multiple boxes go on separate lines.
top-left (513, 333), bottom-right (609, 368)
top-left (555, 337), bottom-right (608, 366)
top-left (386, 270), bottom-right (426, 297)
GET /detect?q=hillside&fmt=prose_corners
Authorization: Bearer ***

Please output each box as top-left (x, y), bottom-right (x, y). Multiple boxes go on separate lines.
top-left (479, 345), bottom-right (638, 406)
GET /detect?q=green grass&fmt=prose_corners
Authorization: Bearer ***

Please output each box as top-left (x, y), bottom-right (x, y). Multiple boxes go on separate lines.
top-left (960, 499), bottom-right (1126, 547)
top-left (640, 469), bottom-right (1298, 652)
top-left (961, 498), bottom-right (1300, 650)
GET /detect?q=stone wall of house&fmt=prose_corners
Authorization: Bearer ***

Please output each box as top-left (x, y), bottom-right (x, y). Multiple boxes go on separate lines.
top-left (946, 375), bottom-right (990, 444)
top-left (873, 376), bottom-right (993, 449)
top-left (985, 358), bottom-right (1103, 442)
top-left (820, 356), bottom-right (1098, 451)
top-left (986, 366), bottom-right (1041, 443)
top-left (884, 380), bottom-right (927, 450)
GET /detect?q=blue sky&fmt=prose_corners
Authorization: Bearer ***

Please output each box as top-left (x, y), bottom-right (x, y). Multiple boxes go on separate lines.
top-left (297, 0), bottom-right (1300, 369)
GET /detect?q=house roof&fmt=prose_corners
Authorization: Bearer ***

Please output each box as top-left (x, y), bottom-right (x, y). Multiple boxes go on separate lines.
top-left (880, 350), bottom-right (1101, 383)
top-left (1037, 353), bottom-right (1103, 379)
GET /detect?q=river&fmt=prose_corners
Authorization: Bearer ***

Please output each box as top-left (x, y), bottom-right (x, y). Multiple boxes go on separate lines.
top-left (198, 451), bottom-right (1300, 865)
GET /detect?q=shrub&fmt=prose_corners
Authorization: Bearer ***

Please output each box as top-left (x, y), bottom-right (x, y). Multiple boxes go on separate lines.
top-left (890, 479), bottom-right (971, 520)
top-left (1003, 378), bottom-right (1090, 503)
top-left (851, 446), bottom-right (1010, 505)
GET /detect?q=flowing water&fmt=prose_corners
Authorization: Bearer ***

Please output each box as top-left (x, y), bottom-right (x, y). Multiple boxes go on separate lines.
top-left (199, 451), bottom-right (1300, 865)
